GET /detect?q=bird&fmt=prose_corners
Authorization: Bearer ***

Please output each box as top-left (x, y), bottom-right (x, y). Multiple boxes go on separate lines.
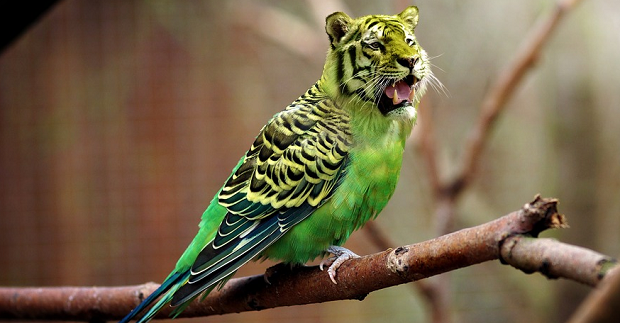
top-left (120, 5), bottom-right (437, 322)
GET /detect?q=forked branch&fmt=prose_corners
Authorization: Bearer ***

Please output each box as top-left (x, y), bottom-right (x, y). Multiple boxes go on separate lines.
top-left (1, 196), bottom-right (616, 321)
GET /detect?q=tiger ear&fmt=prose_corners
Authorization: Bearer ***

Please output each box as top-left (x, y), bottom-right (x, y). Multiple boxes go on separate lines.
top-left (398, 6), bottom-right (419, 29)
top-left (325, 12), bottom-right (352, 49)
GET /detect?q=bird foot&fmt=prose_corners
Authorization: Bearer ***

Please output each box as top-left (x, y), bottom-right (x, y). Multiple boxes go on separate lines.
top-left (319, 246), bottom-right (360, 284)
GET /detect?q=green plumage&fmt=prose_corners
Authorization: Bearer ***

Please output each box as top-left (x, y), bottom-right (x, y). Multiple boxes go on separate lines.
top-left (121, 6), bottom-right (435, 323)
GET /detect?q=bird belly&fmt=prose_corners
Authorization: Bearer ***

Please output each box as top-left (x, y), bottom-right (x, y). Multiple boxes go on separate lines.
top-left (260, 144), bottom-right (404, 264)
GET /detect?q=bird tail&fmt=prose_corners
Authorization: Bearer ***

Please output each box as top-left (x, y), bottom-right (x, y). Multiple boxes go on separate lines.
top-left (119, 271), bottom-right (189, 323)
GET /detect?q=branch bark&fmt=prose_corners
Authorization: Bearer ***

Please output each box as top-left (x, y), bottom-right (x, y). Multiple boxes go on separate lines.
top-left (233, 1), bottom-right (587, 323)
top-left (1, 196), bottom-right (616, 321)
top-left (409, 1), bottom-right (584, 320)
top-left (567, 265), bottom-right (620, 323)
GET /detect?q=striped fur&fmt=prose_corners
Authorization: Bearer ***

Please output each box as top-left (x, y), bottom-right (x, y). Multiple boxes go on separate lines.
top-left (120, 6), bottom-right (433, 323)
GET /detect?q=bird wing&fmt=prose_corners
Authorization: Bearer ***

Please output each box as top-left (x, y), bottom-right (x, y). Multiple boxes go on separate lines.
top-left (171, 100), bottom-right (352, 305)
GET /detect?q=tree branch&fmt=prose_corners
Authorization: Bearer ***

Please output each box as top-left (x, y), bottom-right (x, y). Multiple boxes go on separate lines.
top-left (501, 236), bottom-right (617, 286)
top-left (230, 2), bottom-right (587, 322)
top-left (1, 196), bottom-right (616, 321)
top-left (363, 220), bottom-right (441, 320)
top-left (567, 264), bottom-right (620, 323)
top-left (409, 2), bottom-right (585, 320)
top-left (450, 0), bottom-right (584, 199)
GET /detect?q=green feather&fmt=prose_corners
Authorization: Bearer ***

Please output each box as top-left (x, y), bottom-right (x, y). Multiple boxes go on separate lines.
top-left (120, 6), bottom-right (436, 323)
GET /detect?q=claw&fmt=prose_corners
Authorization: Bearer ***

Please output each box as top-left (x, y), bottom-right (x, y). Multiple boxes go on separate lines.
top-left (319, 257), bottom-right (333, 272)
top-left (319, 246), bottom-right (360, 284)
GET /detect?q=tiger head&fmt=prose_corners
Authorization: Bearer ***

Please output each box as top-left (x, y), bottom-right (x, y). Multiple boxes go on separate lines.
top-left (324, 6), bottom-right (433, 116)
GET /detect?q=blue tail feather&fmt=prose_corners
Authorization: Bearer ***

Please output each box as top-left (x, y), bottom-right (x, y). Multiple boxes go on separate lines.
top-left (119, 271), bottom-right (187, 323)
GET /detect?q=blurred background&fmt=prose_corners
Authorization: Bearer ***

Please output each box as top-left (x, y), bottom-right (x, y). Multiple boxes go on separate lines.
top-left (1, 0), bottom-right (619, 322)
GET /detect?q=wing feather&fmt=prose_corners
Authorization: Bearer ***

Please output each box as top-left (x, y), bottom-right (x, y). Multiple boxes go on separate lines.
top-left (172, 96), bottom-right (352, 306)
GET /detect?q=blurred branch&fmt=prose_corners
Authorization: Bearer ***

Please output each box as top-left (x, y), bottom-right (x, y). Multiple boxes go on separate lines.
top-left (232, 0), bottom-right (352, 64)
top-left (417, 98), bottom-right (442, 199)
top-left (407, 1), bottom-right (585, 320)
top-left (305, 0), bottom-right (350, 29)
top-left (417, 0), bottom-right (587, 235)
top-left (232, 2), bottom-right (325, 64)
top-left (451, 0), bottom-right (584, 202)
top-left (1, 196), bottom-right (617, 321)
top-left (363, 221), bottom-right (446, 322)
top-left (567, 265), bottom-right (620, 323)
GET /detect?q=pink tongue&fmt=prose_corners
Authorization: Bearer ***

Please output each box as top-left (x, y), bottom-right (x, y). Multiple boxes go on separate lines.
top-left (385, 81), bottom-right (412, 104)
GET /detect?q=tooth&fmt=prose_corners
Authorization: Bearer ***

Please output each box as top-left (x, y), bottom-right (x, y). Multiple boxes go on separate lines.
top-left (392, 89), bottom-right (399, 105)
top-left (409, 87), bottom-right (415, 102)
top-left (392, 81), bottom-right (396, 87)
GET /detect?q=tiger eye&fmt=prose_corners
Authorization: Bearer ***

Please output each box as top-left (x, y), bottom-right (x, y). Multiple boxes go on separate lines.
top-left (366, 41), bottom-right (381, 50)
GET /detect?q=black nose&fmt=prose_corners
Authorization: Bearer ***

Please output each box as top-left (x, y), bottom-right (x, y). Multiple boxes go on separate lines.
top-left (397, 57), bottom-right (418, 69)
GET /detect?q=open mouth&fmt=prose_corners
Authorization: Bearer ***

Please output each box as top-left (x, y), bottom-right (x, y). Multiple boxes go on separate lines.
top-left (378, 74), bottom-right (418, 115)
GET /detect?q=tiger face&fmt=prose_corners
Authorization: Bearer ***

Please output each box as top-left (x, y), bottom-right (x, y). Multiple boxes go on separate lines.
top-left (325, 6), bottom-right (432, 116)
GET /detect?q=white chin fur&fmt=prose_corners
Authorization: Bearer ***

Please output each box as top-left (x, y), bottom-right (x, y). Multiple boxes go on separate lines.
top-left (387, 104), bottom-right (416, 120)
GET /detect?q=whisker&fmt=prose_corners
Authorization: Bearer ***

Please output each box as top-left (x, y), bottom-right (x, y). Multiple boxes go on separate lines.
top-left (345, 74), bottom-right (382, 108)
top-left (427, 53), bottom-right (444, 61)
top-left (429, 62), bottom-right (445, 73)
top-left (429, 73), bottom-right (448, 97)
top-left (339, 70), bottom-right (371, 91)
